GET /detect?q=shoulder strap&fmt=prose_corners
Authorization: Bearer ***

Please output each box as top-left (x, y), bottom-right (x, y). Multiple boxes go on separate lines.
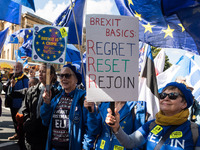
top-left (149, 121), bottom-right (157, 131)
top-left (131, 105), bottom-right (136, 125)
top-left (154, 125), bottom-right (178, 150)
top-left (79, 94), bottom-right (85, 108)
top-left (190, 121), bottom-right (199, 145)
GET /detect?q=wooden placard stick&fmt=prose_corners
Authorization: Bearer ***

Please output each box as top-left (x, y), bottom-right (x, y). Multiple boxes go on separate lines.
top-left (46, 63), bottom-right (51, 93)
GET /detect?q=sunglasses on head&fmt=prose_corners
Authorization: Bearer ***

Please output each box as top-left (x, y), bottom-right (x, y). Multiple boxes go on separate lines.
top-left (159, 92), bottom-right (183, 100)
top-left (59, 73), bottom-right (72, 79)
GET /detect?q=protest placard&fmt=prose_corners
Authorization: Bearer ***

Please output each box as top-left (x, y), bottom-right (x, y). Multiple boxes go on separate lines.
top-left (32, 25), bottom-right (68, 64)
top-left (86, 14), bottom-right (139, 102)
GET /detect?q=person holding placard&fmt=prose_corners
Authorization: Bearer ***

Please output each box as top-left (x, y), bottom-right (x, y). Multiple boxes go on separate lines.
top-left (84, 101), bottom-right (145, 150)
top-left (105, 82), bottom-right (200, 149)
top-left (41, 64), bottom-right (94, 150)
top-left (22, 63), bottom-right (59, 150)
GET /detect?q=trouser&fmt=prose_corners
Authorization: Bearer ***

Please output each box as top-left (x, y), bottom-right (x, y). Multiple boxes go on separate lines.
top-left (25, 138), bottom-right (46, 150)
top-left (10, 107), bottom-right (19, 133)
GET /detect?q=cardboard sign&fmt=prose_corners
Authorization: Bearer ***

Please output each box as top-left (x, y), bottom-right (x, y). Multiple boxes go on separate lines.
top-left (86, 14), bottom-right (139, 102)
top-left (32, 25), bottom-right (68, 64)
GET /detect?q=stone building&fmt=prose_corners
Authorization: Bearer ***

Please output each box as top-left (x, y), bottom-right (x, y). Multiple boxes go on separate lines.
top-left (0, 12), bottom-right (52, 61)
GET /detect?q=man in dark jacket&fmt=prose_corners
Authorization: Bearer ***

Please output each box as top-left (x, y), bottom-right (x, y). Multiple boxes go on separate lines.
top-left (4, 62), bottom-right (29, 140)
top-left (22, 63), bottom-right (59, 150)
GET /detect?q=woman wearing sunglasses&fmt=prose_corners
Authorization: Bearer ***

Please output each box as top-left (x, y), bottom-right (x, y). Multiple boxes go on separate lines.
top-left (105, 82), bottom-right (200, 149)
top-left (40, 64), bottom-right (94, 150)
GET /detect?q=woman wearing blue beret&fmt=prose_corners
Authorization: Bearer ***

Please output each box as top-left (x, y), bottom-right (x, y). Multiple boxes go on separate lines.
top-left (41, 64), bottom-right (94, 150)
top-left (106, 82), bottom-right (200, 150)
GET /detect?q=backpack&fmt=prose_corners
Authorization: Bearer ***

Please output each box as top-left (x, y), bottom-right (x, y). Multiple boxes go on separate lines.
top-left (149, 121), bottom-right (199, 145)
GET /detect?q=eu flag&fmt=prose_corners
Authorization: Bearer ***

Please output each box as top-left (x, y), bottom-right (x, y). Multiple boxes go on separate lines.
top-left (12, 0), bottom-right (35, 12)
top-left (8, 28), bottom-right (33, 45)
top-left (0, 0), bottom-right (21, 25)
top-left (53, 0), bottom-right (86, 44)
top-left (115, 0), bottom-right (200, 54)
top-left (0, 27), bottom-right (9, 55)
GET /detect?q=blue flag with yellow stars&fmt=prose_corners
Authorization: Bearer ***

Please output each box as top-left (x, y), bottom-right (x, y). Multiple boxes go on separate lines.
top-left (53, 0), bottom-right (86, 45)
top-left (0, 27), bottom-right (9, 55)
top-left (8, 28), bottom-right (33, 44)
top-left (12, 0), bottom-right (35, 12)
top-left (0, 0), bottom-right (21, 25)
top-left (114, 0), bottom-right (200, 54)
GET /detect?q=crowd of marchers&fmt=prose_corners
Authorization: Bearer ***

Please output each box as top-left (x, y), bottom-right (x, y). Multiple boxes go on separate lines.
top-left (1, 62), bottom-right (200, 150)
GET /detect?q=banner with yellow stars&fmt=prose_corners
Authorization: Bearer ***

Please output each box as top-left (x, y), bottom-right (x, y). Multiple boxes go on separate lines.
top-left (32, 25), bottom-right (68, 64)
top-left (114, 0), bottom-right (200, 55)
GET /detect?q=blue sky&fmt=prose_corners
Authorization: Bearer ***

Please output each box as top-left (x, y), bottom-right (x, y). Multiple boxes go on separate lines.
top-left (21, 0), bottom-right (195, 65)
top-left (22, 0), bottom-right (119, 22)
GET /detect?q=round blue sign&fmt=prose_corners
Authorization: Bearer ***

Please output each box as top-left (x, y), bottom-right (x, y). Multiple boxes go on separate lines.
top-left (34, 27), bottom-right (65, 61)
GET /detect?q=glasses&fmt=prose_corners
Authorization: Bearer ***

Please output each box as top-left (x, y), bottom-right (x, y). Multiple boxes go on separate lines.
top-left (59, 73), bottom-right (72, 79)
top-left (159, 92), bottom-right (183, 100)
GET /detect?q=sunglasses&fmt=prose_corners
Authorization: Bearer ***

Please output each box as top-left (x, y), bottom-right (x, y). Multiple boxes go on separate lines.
top-left (159, 92), bottom-right (183, 100)
top-left (59, 73), bottom-right (72, 79)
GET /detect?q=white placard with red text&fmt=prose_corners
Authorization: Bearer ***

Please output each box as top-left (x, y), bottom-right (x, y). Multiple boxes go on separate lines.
top-left (86, 14), bottom-right (139, 102)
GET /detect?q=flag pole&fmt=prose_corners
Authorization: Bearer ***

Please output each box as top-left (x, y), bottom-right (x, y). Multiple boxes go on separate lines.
top-left (70, 0), bottom-right (86, 84)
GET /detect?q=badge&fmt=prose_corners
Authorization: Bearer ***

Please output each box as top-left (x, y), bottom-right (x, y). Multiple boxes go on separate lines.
top-left (170, 131), bottom-right (183, 138)
top-left (151, 125), bottom-right (163, 135)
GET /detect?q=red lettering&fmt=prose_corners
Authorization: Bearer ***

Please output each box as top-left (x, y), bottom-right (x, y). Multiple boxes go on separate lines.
top-left (106, 28), bottom-right (110, 36)
top-left (130, 30), bottom-right (135, 38)
top-left (96, 18), bottom-right (100, 25)
top-left (87, 40), bottom-right (96, 54)
top-left (90, 17), bottom-right (95, 25)
top-left (124, 30), bottom-right (129, 37)
top-left (89, 74), bottom-right (97, 88)
top-left (87, 57), bottom-right (96, 72)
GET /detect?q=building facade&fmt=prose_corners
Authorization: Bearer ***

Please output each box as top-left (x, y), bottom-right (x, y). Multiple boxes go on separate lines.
top-left (0, 12), bottom-right (52, 61)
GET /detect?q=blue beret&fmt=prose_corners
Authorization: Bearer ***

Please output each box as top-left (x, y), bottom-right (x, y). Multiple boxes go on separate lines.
top-left (162, 82), bottom-right (193, 108)
top-left (63, 64), bottom-right (82, 84)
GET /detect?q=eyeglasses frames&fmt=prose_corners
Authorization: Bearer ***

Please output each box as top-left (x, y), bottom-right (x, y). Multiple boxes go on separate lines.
top-left (59, 73), bottom-right (72, 79)
top-left (159, 92), bottom-right (183, 100)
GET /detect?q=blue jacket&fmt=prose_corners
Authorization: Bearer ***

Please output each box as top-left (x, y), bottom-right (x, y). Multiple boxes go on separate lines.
top-left (40, 88), bottom-right (94, 150)
top-left (9, 74), bottom-right (29, 108)
top-left (87, 101), bottom-right (146, 150)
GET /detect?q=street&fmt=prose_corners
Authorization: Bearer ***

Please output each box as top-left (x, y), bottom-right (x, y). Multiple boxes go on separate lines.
top-left (0, 94), bottom-right (20, 150)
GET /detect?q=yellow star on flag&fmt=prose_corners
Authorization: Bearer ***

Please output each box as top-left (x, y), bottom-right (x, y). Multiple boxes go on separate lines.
top-left (53, 55), bottom-right (56, 58)
top-left (41, 54), bottom-right (44, 57)
top-left (26, 35), bottom-right (29, 39)
top-left (69, 3), bottom-right (75, 10)
top-left (47, 56), bottom-right (50, 59)
top-left (29, 30), bottom-right (31, 33)
top-left (36, 41), bottom-right (39, 45)
top-left (178, 24), bottom-right (185, 32)
top-left (162, 25), bottom-right (174, 38)
top-left (58, 51), bottom-right (61, 54)
top-left (142, 23), bottom-right (155, 33)
top-left (60, 44), bottom-right (63, 47)
top-left (49, 29), bottom-right (52, 32)
top-left (128, 0), bottom-right (133, 6)
top-left (134, 11), bottom-right (142, 20)
top-left (37, 48), bottom-right (40, 51)
top-left (43, 30), bottom-right (46, 33)
top-left (55, 32), bottom-right (58, 35)
top-left (59, 37), bottom-right (62, 40)
top-left (38, 35), bottom-right (41, 38)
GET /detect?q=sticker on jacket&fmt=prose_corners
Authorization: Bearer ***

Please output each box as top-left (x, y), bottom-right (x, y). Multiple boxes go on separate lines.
top-left (114, 145), bottom-right (124, 150)
top-left (170, 131), bottom-right (183, 138)
top-left (100, 139), bottom-right (106, 149)
top-left (151, 125), bottom-right (163, 135)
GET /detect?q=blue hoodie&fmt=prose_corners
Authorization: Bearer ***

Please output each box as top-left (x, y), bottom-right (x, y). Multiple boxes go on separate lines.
top-left (87, 101), bottom-right (146, 150)
top-left (40, 88), bottom-right (94, 150)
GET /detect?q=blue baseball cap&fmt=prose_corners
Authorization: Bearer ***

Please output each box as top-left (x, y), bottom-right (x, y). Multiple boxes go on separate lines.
top-left (63, 64), bottom-right (82, 84)
top-left (162, 82), bottom-right (193, 108)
